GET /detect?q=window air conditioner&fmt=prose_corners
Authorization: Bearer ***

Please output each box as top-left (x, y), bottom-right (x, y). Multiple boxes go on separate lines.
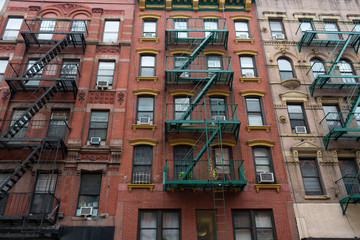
top-left (245, 72), bottom-right (254, 78)
top-left (80, 206), bottom-right (93, 216)
top-left (238, 34), bottom-right (249, 39)
top-left (96, 80), bottom-right (109, 90)
top-left (275, 33), bottom-right (285, 39)
top-left (90, 137), bottom-right (101, 145)
top-left (143, 33), bottom-right (156, 38)
top-left (181, 72), bottom-right (189, 77)
top-left (295, 126), bottom-right (307, 134)
top-left (259, 172), bottom-right (274, 183)
top-left (213, 115), bottom-right (226, 121)
top-left (137, 117), bottom-right (151, 125)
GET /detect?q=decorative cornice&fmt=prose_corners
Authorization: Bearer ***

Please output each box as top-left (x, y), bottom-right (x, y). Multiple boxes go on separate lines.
top-left (139, 13), bottom-right (161, 19)
top-left (203, 49), bottom-right (225, 55)
top-left (240, 90), bottom-right (265, 97)
top-left (230, 15), bottom-right (252, 20)
top-left (169, 139), bottom-right (196, 146)
top-left (92, 8), bottom-right (103, 13)
top-left (246, 139), bottom-right (275, 147)
top-left (129, 138), bottom-right (158, 146)
top-left (136, 48), bottom-right (160, 55)
top-left (199, 15), bottom-right (221, 19)
top-left (133, 89), bottom-right (159, 96)
top-left (169, 14), bottom-right (191, 18)
top-left (170, 49), bottom-right (192, 55)
top-left (206, 90), bottom-right (230, 97)
top-left (210, 139), bottom-right (236, 147)
top-left (170, 89), bottom-right (194, 96)
top-left (245, 0), bottom-right (251, 12)
top-left (234, 49), bottom-right (258, 56)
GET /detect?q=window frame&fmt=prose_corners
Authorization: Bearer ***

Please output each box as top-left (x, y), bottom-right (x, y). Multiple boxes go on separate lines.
top-left (173, 18), bottom-right (188, 38)
top-left (132, 145), bottom-right (153, 184)
top-left (212, 146), bottom-right (234, 180)
top-left (269, 19), bottom-right (285, 39)
top-left (322, 104), bottom-right (343, 131)
top-left (356, 105), bottom-right (360, 127)
top-left (252, 147), bottom-right (275, 183)
top-left (136, 95), bottom-right (155, 123)
top-left (142, 19), bottom-right (157, 38)
top-left (234, 20), bottom-right (250, 39)
top-left (0, 59), bottom-right (9, 84)
top-left (37, 19), bottom-right (56, 40)
top-left (287, 103), bottom-right (309, 133)
top-left (76, 172), bottom-right (102, 216)
top-left (87, 110), bottom-right (110, 141)
top-left (71, 20), bottom-right (87, 33)
top-left (96, 61), bottom-right (116, 86)
top-left (240, 55), bottom-right (257, 77)
top-left (2, 17), bottom-right (23, 40)
top-left (209, 96), bottom-right (227, 120)
top-left (203, 18), bottom-right (219, 38)
top-left (174, 96), bottom-right (191, 122)
top-left (299, 158), bottom-right (325, 195)
top-left (277, 58), bottom-right (295, 80)
top-left (173, 145), bottom-right (193, 180)
top-left (245, 97), bottom-right (265, 126)
top-left (338, 59), bottom-right (356, 83)
top-left (102, 20), bottom-right (120, 42)
top-left (139, 55), bottom-right (156, 77)
top-left (324, 20), bottom-right (341, 40)
top-left (310, 58), bottom-right (326, 80)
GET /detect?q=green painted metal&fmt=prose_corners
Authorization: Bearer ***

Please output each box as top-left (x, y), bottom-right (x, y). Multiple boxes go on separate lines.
top-left (343, 91), bottom-right (360, 128)
top-left (335, 171), bottom-right (360, 214)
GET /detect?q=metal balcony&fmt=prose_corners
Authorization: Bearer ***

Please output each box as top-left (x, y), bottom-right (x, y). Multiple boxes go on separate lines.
top-left (335, 171), bottom-right (360, 214)
top-left (165, 18), bottom-right (228, 48)
top-left (163, 159), bottom-right (247, 190)
top-left (297, 20), bottom-right (360, 52)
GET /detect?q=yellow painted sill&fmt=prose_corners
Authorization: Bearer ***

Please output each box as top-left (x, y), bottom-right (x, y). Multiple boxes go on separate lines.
top-left (239, 77), bottom-right (261, 83)
top-left (132, 124), bottom-right (156, 131)
top-left (304, 195), bottom-right (330, 200)
top-left (136, 76), bottom-right (158, 82)
top-left (254, 184), bottom-right (280, 193)
top-left (234, 38), bottom-right (254, 44)
top-left (128, 184), bottom-right (155, 192)
top-left (139, 37), bottom-right (159, 43)
top-left (246, 125), bottom-right (270, 133)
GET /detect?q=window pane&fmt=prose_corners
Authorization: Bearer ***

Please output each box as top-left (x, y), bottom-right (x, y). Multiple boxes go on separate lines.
top-left (246, 99), bottom-right (260, 112)
top-left (240, 57), bottom-right (254, 68)
top-left (300, 160), bottom-right (318, 176)
top-left (162, 230), bottom-right (179, 240)
top-left (255, 211), bottom-right (272, 227)
top-left (248, 114), bottom-right (263, 126)
top-left (140, 230), bottom-right (157, 240)
top-left (257, 230), bottom-right (274, 240)
top-left (303, 178), bottom-right (323, 195)
top-left (235, 22), bottom-right (248, 32)
top-left (134, 146), bottom-right (153, 164)
top-left (270, 21), bottom-right (282, 31)
top-left (141, 211), bottom-right (157, 228)
top-left (91, 111), bottom-right (109, 122)
top-left (233, 211), bottom-right (250, 228)
top-left (35, 174), bottom-right (57, 193)
top-left (235, 229), bottom-right (252, 240)
top-left (142, 56), bottom-right (155, 67)
top-left (80, 174), bottom-right (102, 194)
top-left (278, 59), bottom-right (292, 71)
top-left (138, 97), bottom-right (154, 111)
top-left (163, 212), bottom-right (180, 228)
top-left (104, 21), bottom-right (120, 31)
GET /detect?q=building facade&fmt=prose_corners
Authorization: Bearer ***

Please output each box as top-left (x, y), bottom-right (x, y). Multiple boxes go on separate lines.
top-left (255, 0), bottom-right (360, 239)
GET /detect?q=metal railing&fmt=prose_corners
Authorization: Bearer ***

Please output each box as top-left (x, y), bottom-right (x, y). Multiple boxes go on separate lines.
top-left (131, 172), bottom-right (152, 184)
top-left (22, 19), bottom-right (88, 35)
top-left (166, 18), bottom-right (227, 32)
top-left (166, 56), bottom-right (232, 72)
top-left (296, 20), bottom-right (360, 38)
top-left (335, 172), bottom-right (360, 199)
top-left (319, 111), bottom-right (360, 134)
top-left (306, 61), bottom-right (360, 83)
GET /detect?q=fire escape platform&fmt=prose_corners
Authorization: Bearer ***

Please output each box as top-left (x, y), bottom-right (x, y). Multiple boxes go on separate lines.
top-left (335, 171), bottom-right (360, 214)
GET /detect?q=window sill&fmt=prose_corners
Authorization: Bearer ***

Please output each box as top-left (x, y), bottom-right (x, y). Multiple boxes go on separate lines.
top-left (139, 37), bottom-right (159, 43)
top-left (304, 195), bottom-right (330, 200)
top-left (239, 77), bottom-right (261, 83)
top-left (254, 184), bottom-right (280, 193)
top-left (128, 184), bottom-right (155, 192)
top-left (234, 38), bottom-right (254, 44)
top-left (246, 125), bottom-right (270, 133)
top-left (132, 124), bottom-right (156, 131)
top-left (136, 76), bottom-right (158, 82)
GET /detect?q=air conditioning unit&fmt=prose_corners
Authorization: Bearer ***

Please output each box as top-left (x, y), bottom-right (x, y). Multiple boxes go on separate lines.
top-left (275, 33), bottom-right (285, 39)
top-left (90, 137), bottom-right (101, 145)
top-left (96, 80), bottom-right (109, 90)
top-left (79, 207), bottom-right (93, 216)
top-left (295, 126), bottom-right (307, 134)
top-left (238, 34), bottom-right (249, 39)
top-left (244, 72), bottom-right (254, 78)
top-left (259, 172), bottom-right (274, 183)
top-left (180, 72), bottom-right (189, 77)
top-left (143, 33), bottom-right (156, 38)
top-left (213, 115), bottom-right (226, 121)
top-left (137, 117), bottom-right (151, 125)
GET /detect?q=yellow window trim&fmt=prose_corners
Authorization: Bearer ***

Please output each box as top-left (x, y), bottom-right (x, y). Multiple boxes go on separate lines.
top-left (255, 184), bottom-right (280, 193)
top-left (136, 48), bottom-right (160, 55)
top-left (210, 139), bottom-right (236, 147)
top-left (132, 124), bottom-right (156, 132)
top-left (139, 37), bottom-right (159, 43)
top-left (245, 0), bottom-right (251, 12)
top-left (246, 139), bottom-right (274, 147)
top-left (170, 49), bottom-right (192, 55)
top-left (136, 76), bottom-right (158, 82)
top-left (240, 90), bottom-right (265, 97)
top-left (235, 38), bottom-right (254, 44)
top-left (139, 13), bottom-right (161, 19)
top-left (133, 89), bottom-right (159, 96)
top-left (230, 15), bottom-right (252, 20)
top-left (128, 184), bottom-right (155, 192)
top-left (203, 49), bottom-right (225, 55)
top-left (129, 138), bottom-right (158, 146)
top-left (234, 49), bottom-right (258, 56)
top-left (240, 77), bottom-right (261, 84)
top-left (199, 15), bottom-right (221, 19)
top-left (246, 125), bottom-right (270, 133)
top-left (169, 139), bottom-right (196, 146)
top-left (206, 90), bottom-right (230, 97)
top-left (169, 14), bottom-right (192, 18)
top-left (170, 89), bottom-right (194, 96)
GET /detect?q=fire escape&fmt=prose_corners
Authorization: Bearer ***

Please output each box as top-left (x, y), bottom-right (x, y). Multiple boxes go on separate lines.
top-left (163, 18), bottom-right (247, 240)
top-left (0, 19), bottom-right (86, 237)
top-left (297, 20), bottom-right (360, 213)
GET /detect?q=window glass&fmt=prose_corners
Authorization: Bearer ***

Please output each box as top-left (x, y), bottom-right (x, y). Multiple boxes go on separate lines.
top-left (269, 20), bottom-right (285, 39)
top-left (240, 56), bottom-right (256, 77)
top-left (88, 111), bottom-right (109, 140)
top-left (174, 19), bottom-right (188, 38)
top-left (77, 173), bottom-right (102, 216)
top-left (196, 210), bottom-right (216, 240)
top-left (25, 60), bottom-right (42, 86)
top-left (204, 19), bottom-right (218, 37)
top-left (137, 96), bottom-right (154, 122)
top-left (299, 19), bottom-right (314, 32)
top-left (174, 97), bottom-right (190, 121)
top-left (143, 19), bottom-right (157, 37)
top-left (38, 20), bottom-right (56, 40)
top-left (324, 21), bottom-right (340, 40)
top-left (10, 110), bottom-right (28, 139)
top-left (103, 20), bottom-right (120, 42)
top-left (277, 59), bottom-right (294, 80)
top-left (356, 106), bottom-right (360, 127)
top-left (299, 159), bottom-right (323, 195)
top-left (253, 147), bottom-right (272, 174)
top-left (46, 110), bottom-right (69, 139)
top-left (132, 145), bottom-right (153, 184)
top-left (174, 55), bottom-right (189, 77)
top-left (337, 60), bottom-right (356, 83)
top-left (246, 98), bottom-right (264, 126)
top-left (310, 59), bottom-right (326, 80)
top-left (97, 61), bottom-right (115, 85)
top-left (235, 21), bottom-right (250, 38)
top-left (71, 20), bottom-right (87, 32)
top-left (213, 147), bottom-right (232, 179)
top-left (0, 59), bottom-right (9, 83)
top-left (2, 17), bottom-right (23, 40)
top-left (173, 145), bottom-right (193, 180)
top-left (31, 173), bottom-right (57, 214)
top-left (323, 105), bottom-right (342, 131)
top-left (287, 104), bottom-right (308, 133)
top-left (140, 55), bottom-right (156, 77)
top-left (210, 97), bottom-right (226, 120)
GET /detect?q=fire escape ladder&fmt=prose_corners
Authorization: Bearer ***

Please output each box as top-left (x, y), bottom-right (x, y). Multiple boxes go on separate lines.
top-left (213, 185), bottom-right (228, 240)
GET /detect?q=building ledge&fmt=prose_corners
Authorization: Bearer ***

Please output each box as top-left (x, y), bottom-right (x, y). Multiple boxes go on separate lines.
top-left (139, 37), bottom-right (159, 43)
top-left (239, 77), bottom-right (261, 83)
top-left (132, 124), bottom-right (156, 131)
top-left (234, 38), bottom-right (254, 44)
top-left (136, 76), bottom-right (158, 82)
top-left (128, 184), bottom-right (155, 192)
top-left (304, 195), bottom-right (330, 200)
top-left (254, 184), bottom-right (280, 193)
top-left (246, 125), bottom-right (270, 133)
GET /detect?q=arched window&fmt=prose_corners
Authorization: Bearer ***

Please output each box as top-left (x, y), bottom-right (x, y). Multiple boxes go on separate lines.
top-left (310, 58), bottom-right (326, 80)
top-left (277, 58), bottom-right (294, 80)
top-left (338, 60), bottom-right (356, 83)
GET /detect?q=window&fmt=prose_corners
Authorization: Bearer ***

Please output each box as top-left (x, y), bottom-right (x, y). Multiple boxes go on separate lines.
top-left (204, 19), bottom-right (218, 37)
top-left (38, 20), bottom-right (56, 40)
top-left (173, 145), bottom-right (193, 180)
top-left (31, 173), bottom-right (57, 214)
top-left (71, 20), bottom-right (87, 32)
top-left (212, 146), bottom-right (233, 179)
top-left (299, 158), bottom-right (324, 195)
top-left (0, 59), bottom-right (9, 83)
top-left (138, 210), bottom-right (180, 240)
top-left (196, 210), bottom-right (216, 240)
top-left (142, 19), bottom-right (157, 37)
top-left (96, 61), bottom-right (115, 86)
top-left (174, 19), bottom-right (188, 38)
top-left (240, 56), bottom-right (256, 77)
top-left (353, 20), bottom-right (360, 32)
top-left (102, 20), bottom-right (120, 42)
top-left (61, 60), bottom-right (79, 80)
top-left (88, 111), bottom-right (109, 141)
top-left (356, 106), bottom-right (360, 127)
top-left (232, 210), bottom-right (276, 240)
top-left (25, 60), bottom-right (42, 86)
top-left (253, 147), bottom-right (274, 181)
top-left (207, 55), bottom-right (222, 77)
top-left (287, 104), bottom-right (308, 133)
top-left (323, 105), bottom-right (342, 131)
top-left (235, 21), bottom-right (250, 39)
top-left (2, 17), bottom-right (23, 40)
top-left (324, 20), bottom-right (341, 40)
top-left (0, 173), bottom-right (10, 215)
top-left (310, 59), bottom-right (326, 80)
top-left (339, 158), bottom-right (358, 195)
top-left (299, 19), bottom-right (314, 32)
top-left (174, 55), bottom-right (189, 77)
top-left (245, 97), bottom-right (264, 126)
top-left (140, 55), bottom-right (156, 77)
top-left (137, 96), bottom-right (154, 124)
top-left (10, 110), bottom-right (27, 139)
top-left (210, 97), bottom-right (227, 120)
top-left (132, 145), bottom-right (153, 184)
top-left (46, 110), bottom-right (69, 139)
top-left (174, 96), bottom-right (191, 121)
top-left (77, 173), bottom-right (102, 216)
top-left (338, 60), bottom-right (356, 83)
top-left (277, 58), bottom-right (294, 80)
top-left (269, 19), bottom-right (285, 39)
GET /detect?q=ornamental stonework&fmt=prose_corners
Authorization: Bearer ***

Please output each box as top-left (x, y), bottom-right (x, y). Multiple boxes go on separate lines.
top-left (0, 46), bottom-right (16, 52)
top-left (96, 47), bottom-right (120, 54)
top-left (88, 91), bottom-right (115, 104)
top-left (80, 154), bottom-right (110, 161)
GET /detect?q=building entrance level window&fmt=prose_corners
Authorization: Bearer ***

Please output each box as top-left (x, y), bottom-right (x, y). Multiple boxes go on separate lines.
top-left (245, 98), bottom-right (264, 126)
top-left (174, 19), bottom-right (188, 38)
top-left (300, 158), bottom-right (324, 195)
top-left (31, 173), bottom-right (57, 214)
top-left (76, 173), bottom-right (101, 216)
top-left (269, 20), bottom-right (285, 39)
top-left (210, 97), bottom-right (226, 120)
top-left (143, 19), bottom-right (157, 37)
top-left (232, 210), bottom-right (276, 240)
top-left (137, 96), bottom-right (154, 124)
top-left (174, 97), bottom-right (191, 121)
top-left (0, 59), bottom-right (9, 83)
top-left (196, 210), bottom-right (216, 240)
top-left (96, 61), bottom-right (115, 86)
top-left (103, 20), bottom-right (120, 42)
top-left (46, 110), bottom-right (69, 139)
top-left (323, 105), bottom-right (342, 131)
top-left (25, 60), bottom-right (42, 86)
top-left (2, 17), bottom-right (23, 40)
top-left (138, 210), bottom-right (180, 240)
top-left (253, 148), bottom-right (273, 183)
top-left (173, 145), bottom-right (193, 180)
top-left (132, 145), bottom-right (153, 184)
top-left (87, 111), bottom-right (109, 141)
top-left (324, 21), bottom-right (341, 40)
top-left (287, 104), bottom-right (308, 133)
top-left (240, 56), bottom-right (256, 77)
top-left (277, 59), bottom-right (294, 80)
top-left (204, 19), bottom-right (218, 38)
top-left (235, 21), bottom-right (250, 39)
top-left (338, 60), bottom-right (356, 83)
top-left (310, 59), bottom-right (326, 80)
top-left (38, 20), bottom-right (56, 40)
top-left (140, 55), bottom-right (156, 77)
